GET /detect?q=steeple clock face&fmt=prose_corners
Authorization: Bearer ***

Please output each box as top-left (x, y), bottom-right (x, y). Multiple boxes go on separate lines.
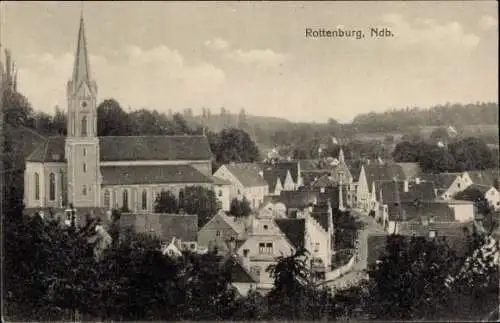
top-left (81, 101), bottom-right (88, 109)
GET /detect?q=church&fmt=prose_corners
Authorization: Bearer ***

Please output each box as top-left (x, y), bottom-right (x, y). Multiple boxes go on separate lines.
top-left (24, 14), bottom-right (214, 213)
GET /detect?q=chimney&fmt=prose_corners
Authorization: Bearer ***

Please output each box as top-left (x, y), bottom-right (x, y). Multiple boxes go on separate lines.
top-left (404, 180), bottom-right (409, 193)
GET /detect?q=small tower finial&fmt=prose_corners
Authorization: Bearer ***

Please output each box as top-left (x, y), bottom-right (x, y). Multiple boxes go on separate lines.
top-left (80, 0), bottom-right (84, 19)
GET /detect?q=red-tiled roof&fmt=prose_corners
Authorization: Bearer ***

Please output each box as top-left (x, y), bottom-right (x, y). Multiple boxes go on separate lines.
top-left (101, 165), bottom-right (212, 185)
top-left (27, 135), bottom-right (213, 162)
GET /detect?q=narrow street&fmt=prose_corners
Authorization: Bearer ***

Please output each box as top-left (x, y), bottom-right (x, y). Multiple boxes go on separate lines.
top-left (318, 208), bottom-right (387, 290)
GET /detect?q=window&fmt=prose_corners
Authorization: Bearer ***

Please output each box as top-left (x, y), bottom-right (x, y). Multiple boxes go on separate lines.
top-left (243, 249), bottom-right (249, 257)
top-left (83, 148), bottom-right (87, 156)
top-left (49, 173), bottom-right (56, 201)
top-left (81, 116), bottom-right (87, 137)
top-left (83, 163), bottom-right (87, 173)
top-left (259, 243), bottom-right (266, 254)
top-left (218, 190), bottom-right (223, 197)
top-left (237, 189), bottom-right (241, 195)
top-left (216, 230), bottom-right (221, 237)
top-left (314, 242), bottom-right (320, 252)
top-left (266, 243), bottom-right (273, 254)
top-left (82, 185), bottom-right (87, 196)
top-left (104, 190), bottom-right (111, 208)
top-left (141, 190), bottom-right (148, 210)
top-left (263, 225), bottom-right (268, 230)
top-left (190, 243), bottom-right (196, 250)
top-left (457, 183), bottom-right (461, 189)
top-left (34, 173), bottom-right (40, 200)
top-left (122, 190), bottom-right (129, 209)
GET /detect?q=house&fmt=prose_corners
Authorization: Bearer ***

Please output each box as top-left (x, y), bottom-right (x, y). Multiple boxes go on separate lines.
top-left (262, 190), bottom-right (318, 217)
top-left (455, 184), bottom-right (500, 211)
top-left (271, 161), bottom-right (302, 188)
top-left (382, 200), bottom-right (474, 234)
top-left (197, 211), bottom-right (248, 252)
top-left (236, 212), bottom-right (298, 290)
top-left (23, 14), bottom-right (214, 212)
top-left (220, 254), bottom-right (259, 296)
top-left (119, 213), bottom-right (199, 252)
top-left (374, 179), bottom-right (436, 222)
top-left (212, 176), bottom-right (233, 211)
top-left (419, 173), bottom-right (464, 200)
top-left (161, 237), bottom-right (184, 258)
top-left (356, 163), bottom-right (405, 212)
top-left (213, 163), bottom-right (269, 209)
top-left (262, 168), bottom-right (294, 195)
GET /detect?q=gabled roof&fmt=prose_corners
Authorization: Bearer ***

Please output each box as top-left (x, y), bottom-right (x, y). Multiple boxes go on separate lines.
top-left (346, 161), bottom-right (362, 182)
top-left (274, 190), bottom-right (319, 211)
top-left (263, 168), bottom-right (289, 192)
top-left (120, 213), bottom-right (198, 242)
top-left (27, 136), bottom-right (66, 162)
top-left (364, 164), bottom-right (406, 189)
top-left (310, 203), bottom-right (330, 231)
top-left (455, 184), bottom-right (495, 200)
top-left (272, 161), bottom-right (300, 183)
top-left (217, 212), bottom-right (247, 236)
top-left (101, 165), bottom-right (212, 185)
top-left (419, 173), bottom-right (460, 189)
top-left (396, 162), bottom-right (422, 180)
top-left (312, 174), bottom-right (336, 188)
top-left (387, 201), bottom-right (455, 222)
top-left (27, 135), bottom-right (213, 162)
top-left (301, 170), bottom-right (331, 187)
top-left (221, 255), bottom-right (258, 283)
top-left (467, 170), bottom-right (499, 187)
top-left (317, 185), bottom-right (349, 210)
top-left (376, 180), bottom-right (436, 204)
top-left (212, 176), bottom-right (232, 186)
top-left (224, 163), bottom-right (268, 187)
top-left (275, 218), bottom-right (306, 250)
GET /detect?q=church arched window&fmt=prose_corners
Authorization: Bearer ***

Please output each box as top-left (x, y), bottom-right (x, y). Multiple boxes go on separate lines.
top-left (34, 173), bottom-right (40, 200)
top-left (49, 173), bottom-right (56, 201)
top-left (104, 190), bottom-right (111, 209)
top-left (122, 189), bottom-right (129, 210)
top-left (81, 116), bottom-right (87, 137)
top-left (142, 190), bottom-right (148, 210)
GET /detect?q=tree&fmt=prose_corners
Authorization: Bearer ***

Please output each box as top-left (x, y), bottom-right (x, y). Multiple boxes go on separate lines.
top-left (448, 137), bottom-right (495, 171)
top-left (180, 186), bottom-right (219, 227)
top-left (97, 99), bottom-right (131, 136)
top-left (210, 128), bottom-right (260, 165)
top-left (229, 197), bottom-right (252, 217)
top-left (366, 235), bottom-right (462, 320)
top-left (266, 248), bottom-right (312, 320)
top-left (154, 191), bottom-right (179, 213)
top-left (430, 127), bottom-right (450, 141)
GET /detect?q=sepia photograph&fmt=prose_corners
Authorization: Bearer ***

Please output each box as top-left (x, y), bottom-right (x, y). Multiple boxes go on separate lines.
top-left (1, 1), bottom-right (498, 321)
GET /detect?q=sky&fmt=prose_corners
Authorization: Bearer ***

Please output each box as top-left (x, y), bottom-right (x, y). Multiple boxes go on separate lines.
top-left (1, 1), bottom-right (498, 123)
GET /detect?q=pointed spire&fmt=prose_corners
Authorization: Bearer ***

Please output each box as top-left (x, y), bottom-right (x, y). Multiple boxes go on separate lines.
top-left (71, 9), bottom-right (92, 88)
top-left (339, 182), bottom-right (345, 211)
top-left (338, 147), bottom-right (345, 164)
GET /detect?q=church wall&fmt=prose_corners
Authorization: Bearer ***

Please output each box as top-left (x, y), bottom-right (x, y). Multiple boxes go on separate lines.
top-left (102, 182), bottom-right (213, 213)
top-left (43, 163), bottom-right (67, 208)
top-left (25, 162), bottom-right (45, 208)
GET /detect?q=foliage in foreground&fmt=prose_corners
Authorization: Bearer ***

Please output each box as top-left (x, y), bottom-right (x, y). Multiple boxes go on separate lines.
top-left (3, 210), bottom-right (498, 322)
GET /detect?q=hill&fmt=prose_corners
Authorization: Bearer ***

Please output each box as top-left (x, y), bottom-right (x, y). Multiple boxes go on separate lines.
top-left (188, 114), bottom-right (292, 133)
top-left (352, 102), bottom-right (498, 133)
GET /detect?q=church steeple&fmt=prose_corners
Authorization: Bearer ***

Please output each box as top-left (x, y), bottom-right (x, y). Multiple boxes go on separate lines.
top-left (71, 12), bottom-right (92, 90)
